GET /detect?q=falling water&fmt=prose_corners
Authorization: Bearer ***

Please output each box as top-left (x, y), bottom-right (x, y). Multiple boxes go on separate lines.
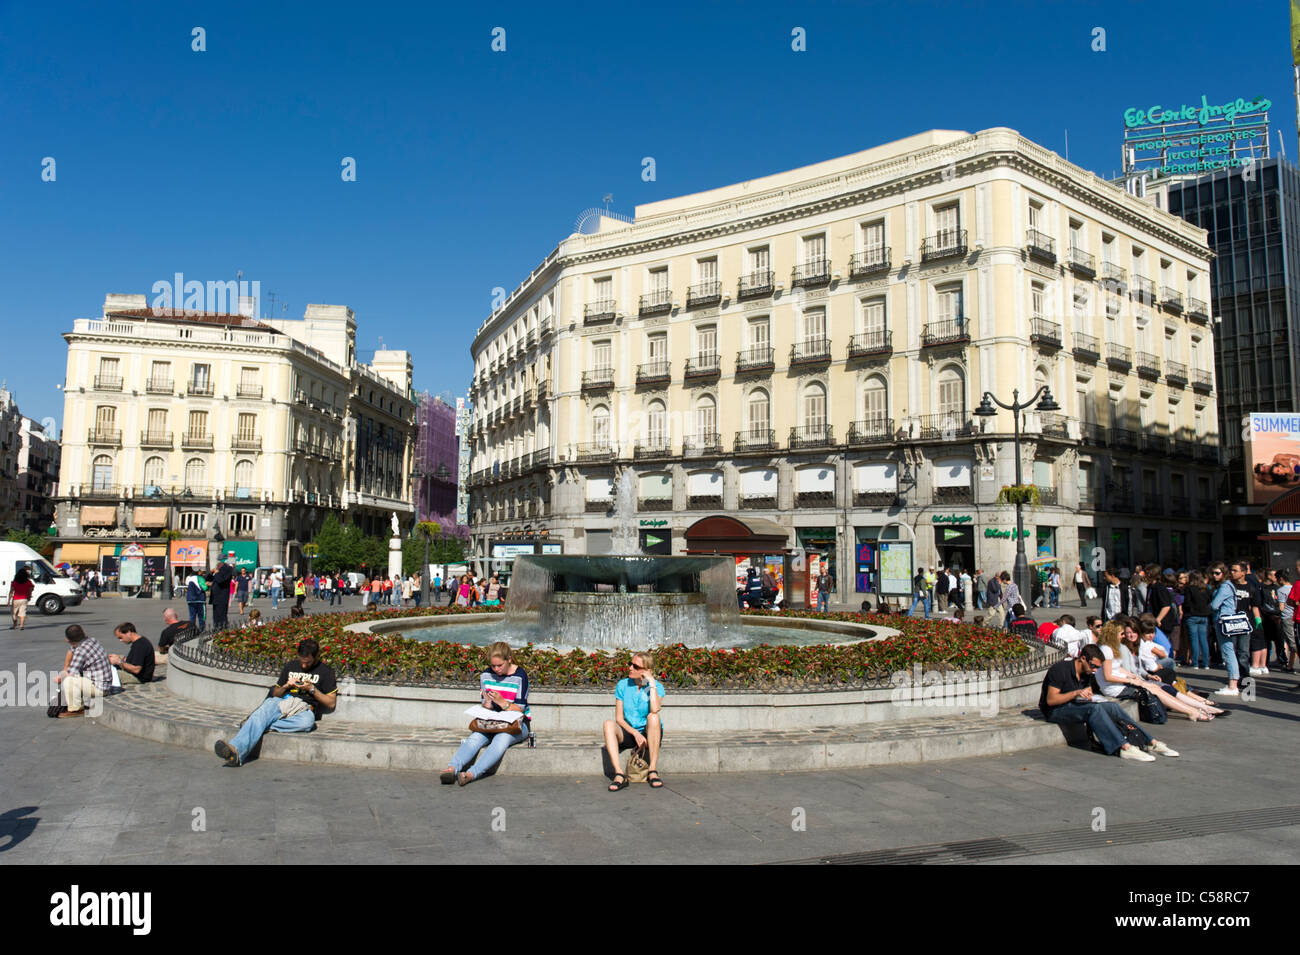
top-left (610, 470), bottom-right (642, 556)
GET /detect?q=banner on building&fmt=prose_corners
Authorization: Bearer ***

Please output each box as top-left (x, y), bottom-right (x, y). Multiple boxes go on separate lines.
top-left (1246, 413), bottom-right (1300, 505)
top-left (170, 540), bottom-right (208, 568)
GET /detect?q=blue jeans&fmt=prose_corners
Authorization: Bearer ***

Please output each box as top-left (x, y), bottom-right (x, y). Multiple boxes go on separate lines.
top-left (1216, 630), bottom-right (1241, 681)
top-left (908, 594), bottom-right (931, 618)
top-left (449, 723), bottom-right (529, 779)
top-left (1186, 616), bottom-right (1209, 668)
top-left (817, 592), bottom-right (829, 612)
top-left (187, 601), bottom-right (205, 629)
top-left (1045, 699), bottom-right (1151, 755)
top-left (228, 697), bottom-right (316, 763)
top-left (270, 586), bottom-right (282, 609)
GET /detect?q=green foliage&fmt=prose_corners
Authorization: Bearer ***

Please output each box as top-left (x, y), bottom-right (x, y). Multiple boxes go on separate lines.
top-left (5, 528), bottom-right (49, 551)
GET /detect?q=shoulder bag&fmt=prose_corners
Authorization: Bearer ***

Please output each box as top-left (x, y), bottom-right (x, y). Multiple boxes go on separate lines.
top-left (1135, 686), bottom-right (1168, 725)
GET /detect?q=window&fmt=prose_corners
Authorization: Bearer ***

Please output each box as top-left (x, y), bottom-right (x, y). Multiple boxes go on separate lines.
top-left (184, 457), bottom-right (206, 489)
top-left (1076, 382), bottom-right (1095, 424)
top-left (233, 460), bottom-right (254, 493)
top-left (239, 366), bottom-right (260, 395)
top-left (94, 406), bottom-right (116, 433)
top-left (1031, 282), bottom-right (1045, 321)
top-left (863, 376), bottom-right (887, 428)
top-left (237, 413), bottom-right (257, 441)
top-left (697, 257), bottom-right (718, 285)
top-left (97, 357), bottom-right (120, 385)
top-left (747, 389), bottom-right (770, 435)
top-left (748, 246), bottom-right (770, 276)
top-left (592, 406), bottom-right (610, 446)
top-left (147, 408), bottom-right (167, 435)
top-left (228, 512), bottom-right (256, 535)
top-left (646, 401), bottom-right (667, 446)
top-left (1109, 388), bottom-right (1125, 428)
top-left (187, 410), bottom-right (208, 437)
top-left (803, 307), bottom-right (826, 344)
top-left (1168, 400), bottom-right (1181, 436)
top-left (934, 203), bottom-right (959, 246)
top-left (802, 382), bottom-right (826, 431)
top-left (937, 366), bottom-right (964, 417)
top-left (179, 512), bottom-right (206, 532)
top-left (1027, 199), bottom-right (1043, 231)
top-left (861, 219), bottom-right (885, 257)
top-left (748, 317), bottom-right (769, 349)
top-left (91, 455), bottom-right (113, 491)
top-left (593, 276), bottom-right (613, 304)
top-left (1164, 329), bottom-right (1177, 361)
top-left (1191, 336), bottom-right (1203, 369)
top-left (802, 233), bottom-right (826, 267)
top-left (696, 325), bottom-right (717, 360)
top-left (648, 266), bottom-right (668, 295)
top-left (592, 340), bottom-right (612, 370)
top-left (1135, 318), bottom-right (1149, 353)
top-left (1069, 218), bottom-right (1084, 251)
top-left (143, 456), bottom-right (165, 489)
top-left (190, 363), bottom-right (211, 391)
top-left (1194, 405), bottom-right (1205, 436)
top-left (1139, 393), bottom-right (1153, 431)
top-left (1102, 234), bottom-right (1115, 264)
top-left (1132, 247), bottom-right (1145, 279)
top-left (935, 284), bottom-right (963, 327)
top-left (695, 395), bottom-right (717, 439)
top-left (862, 296), bottom-right (886, 334)
top-left (647, 332), bottom-right (666, 362)
top-left (150, 360), bottom-right (171, 386)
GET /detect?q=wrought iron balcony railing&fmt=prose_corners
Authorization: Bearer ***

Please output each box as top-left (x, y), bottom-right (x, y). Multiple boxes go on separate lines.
top-left (87, 428), bottom-right (122, 447)
top-left (934, 485), bottom-right (972, 504)
top-left (236, 384), bottom-right (263, 399)
top-left (921, 319), bottom-right (969, 347)
top-left (1068, 247), bottom-right (1096, 276)
top-left (575, 442), bottom-right (614, 463)
top-left (789, 338), bottom-right (832, 365)
top-left (581, 368), bottom-right (615, 391)
top-left (1161, 287), bottom-right (1183, 312)
top-left (849, 248), bottom-right (891, 278)
top-left (1136, 351), bottom-right (1161, 378)
top-left (1026, 228), bottom-right (1056, 264)
top-left (189, 379), bottom-right (214, 396)
top-left (633, 442), bottom-right (673, 461)
top-left (232, 436), bottom-right (262, 451)
top-left (1072, 332), bottom-right (1100, 362)
top-left (791, 258), bottom-right (832, 288)
top-left (639, 290), bottom-right (672, 316)
top-left (1165, 361), bottom-right (1188, 386)
top-left (683, 433), bottom-right (721, 456)
top-left (182, 431), bottom-right (214, 449)
top-left (139, 430), bottom-right (173, 448)
top-left (684, 353), bottom-right (721, 379)
top-left (848, 330), bottom-right (891, 359)
top-left (1100, 262), bottom-right (1127, 290)
top-left (636, 361), bottom-right (671, 386)
top-left (735, 346), bottom-right (775, 373)
top-left (1105, 344), bottom-right (1132, 369)
top-left (734, 429), bottom-right (776, 453)
top-left (93, 375), bottom-right (123, 391)
top-left (1187, 298), bottom-right (1209, 322)
top-left (920, 229), bottom-right (968, 262)
top-left (1030, 318), bottom-right (1062, 348)
top-left (583, 300), bottom-right (617, 325)
top-left (847, 419), bottom-right (893, 446)
top-left (789, 425), bottom-right (834, 450)
top-left (737, 270), bottom-right (774, 299)
top-left (686, 280), bottom-right (722, 308)
top-left (146, 377), bottom-right (173, 394)
top-left (917, 413), bottom-right (973, 439)
top-left (1191, 369), bottom-right (1213, 392)
top-left (1132, 275), bottom-right (1157, 304)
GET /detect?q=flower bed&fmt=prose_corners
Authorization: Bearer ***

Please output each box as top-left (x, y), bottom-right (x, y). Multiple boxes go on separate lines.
top-left (206, 607), bottom-right (1032, 689)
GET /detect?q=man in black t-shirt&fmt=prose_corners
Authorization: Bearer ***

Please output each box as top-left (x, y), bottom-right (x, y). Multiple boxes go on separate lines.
top-left (1038, 645), bottom-right (1179, 761)
top-left (108, 623), bottom-right (155, 685)
top-left (213, 638), bottom-right (338, 767)
top-left (156, 608), bottom-right (193, 663)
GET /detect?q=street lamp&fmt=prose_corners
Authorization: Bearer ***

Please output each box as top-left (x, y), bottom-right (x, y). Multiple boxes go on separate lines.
top-left (974, 385), bottom-right (1060, 607)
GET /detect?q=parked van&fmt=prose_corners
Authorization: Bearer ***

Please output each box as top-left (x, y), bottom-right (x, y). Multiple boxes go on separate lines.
top-left (0, 542), bottom-right (85, 615)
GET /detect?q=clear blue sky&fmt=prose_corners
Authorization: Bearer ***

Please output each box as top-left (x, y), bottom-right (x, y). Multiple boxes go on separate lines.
top-left (0, 0), bottom-right (1290, 428)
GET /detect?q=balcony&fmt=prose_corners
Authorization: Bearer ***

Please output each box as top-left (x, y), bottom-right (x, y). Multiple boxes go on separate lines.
top-left (1198, 500), bottom-right (1217, 520)
top-left (82, 484), bottom-right (119, 499)
top-left (684, 353), bottom-right (721, 380)
top-left (853, 490), bottom-right (898, 508)
top-left (790, 258), bottom-right (832, 288)
top-left (849, 248), bottom-right (891, 278)
top-left (1170, 495), bottom-right (1190, 515)
top-left (146, 377), bottom-right (173, 394)
top-left (536, 380), bottom-right (551, 401)
top-left (581, 368), bottom-right (615, 393)
top-left (585, 499), bottom-right (611, 514)
top-left (1112, 428), bottom-right (1139, 451)
top-left (848, 330), bottom-right (891, 359)
top-left (639, 497), bottom-right (673, 512)
top-left (87, 428), bottom-right (122, 447)
top-left (583, 300), bottom-right (617, 326)
top-left (740, 496), bottom-right (776, 510)
top-left (639, 290), bottom-right (672, 316)
top-left (1161, 287), bottom-right (1183, 313)
top-left (847, 419), bottom-right (893, 446)
top-left (1141, 432), bottom-right (1168, 454)
top-left (1111, 492), bottom-right (1136, 514)
top-left (1030, 318), bottom-right (1062, 349)
top-left (934, 485), bottom-right (972, 504)
top-left (735, 346), bottom-right (775, 374)
top-left (540, 318), bottom-right (554, 339)
top-left (1105, 344), bottom-right (1132, 370)
top-left (1040, 413), bottom-right (1070, 440)
top-left (1035, 486), bottom-right (1059, 506)
top-left (1191, 370), bottom-right (1213, 393)
top-left (1196, 443), bottom-right (1220, 463)
top-left (1100, 262), bottom-right (1128, 292)
top-left (1188, 298), bottom-right (1209, 323)
top-left (1068, 247), bottom-right (1096, 277)
top-left (139, 430), bottom-right (173, 449)
top-left (232, 436), bottom-right (262, 451)
top-left (788, 425), bottom-right (834, 450)
top-left (525, 329), bottom-right (537, 349)
top-left (227, 486), bottom-right (262, 502)
top-left (136, 484), bottom-right (169, 500)
top-left (188, 380), bottom-right (214, 397)
top-left (182, 431), bottom-right (214, 450)
top-left (633, 442), bottom-right (673, 461)
top-left (737, 270), bottom-right (774, 300)
top-left (917, 413), bottom-right (973, 439)
top-left (1072, 332), bottom-right (1100, 363)
top-left (1165, 361), bottom-right (1188, 387)
top-left (688, 495), bottom-right (723, 511)
top-left (1173, 438), bottom-right (1195, 458)
top-left (921, 319), bottom-right (970, 348)
top-left (575, 443), bottom-right (614, 463)
top-left (734, 429), bottom-right (776, 454)
top-left (1025, 228), bottom-right (1056, 265)
top-left (1078, 488), bottom-right (1098, 510)
top-left (236, 383), bottom-right (263, 399)
top-left (789, 338), bottom-right (832, 367)
top-left (683, 433), bottom-right (722, 457)
top-left (93, 375), bottom-right (123, 391)
top-left (795, 491), bottom-right (835, 508)
top-left (920, 229), bottom-right (968, 263)
top-left (1135, 351), bottom-right (1161, 379)
top-left (686, 280), bottom-right (722, 309)
top-left (1080, 422), bottom-right (1109, 447)
top-left (1143, 494), bottom-right (1164, 515)
top-left (532, 446), bottom-right (552, 468)
top-left (1132, 276), bottom-right (1157, 304)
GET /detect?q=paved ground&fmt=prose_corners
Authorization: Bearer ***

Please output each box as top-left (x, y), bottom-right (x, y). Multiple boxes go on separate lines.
top-left (2, 594), bottom-right (1298, 865)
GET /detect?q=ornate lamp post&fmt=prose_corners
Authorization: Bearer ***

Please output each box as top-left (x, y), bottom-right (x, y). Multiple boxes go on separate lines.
top-left (973, 385), bottom-right (1060, 606)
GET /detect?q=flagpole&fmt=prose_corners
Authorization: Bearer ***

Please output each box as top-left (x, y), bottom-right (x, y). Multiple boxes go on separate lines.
top-left (1294, 64), bottom-right (1299, 160)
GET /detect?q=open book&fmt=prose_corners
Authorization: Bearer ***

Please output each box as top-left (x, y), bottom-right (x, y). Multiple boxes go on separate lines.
top-left (464, 705), bottom-right (523, 724)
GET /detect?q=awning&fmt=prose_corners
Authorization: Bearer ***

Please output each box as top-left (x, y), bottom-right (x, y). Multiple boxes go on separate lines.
top-left (58, 543), bottom-right (101, 563)
top-left (170, 540), bottom-right (207, 568)
top-left (115, 542), bottom-right (166, 557)
top-left (222, 540), bottom-right (258, 571)
top-left (132, 506), bottom-right (169, 528)
top-left (79, 506), bottom-right (117, 526)
top-left (683, 515), bottom-right (791, 555)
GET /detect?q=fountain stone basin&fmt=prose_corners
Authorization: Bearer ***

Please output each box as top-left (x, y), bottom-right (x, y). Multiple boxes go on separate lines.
top-left (539, 592), bottom-right (711, 647)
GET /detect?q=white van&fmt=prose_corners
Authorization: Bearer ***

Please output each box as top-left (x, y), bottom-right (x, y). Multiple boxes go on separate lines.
top-left (0, 542), bottom-right (85, 615)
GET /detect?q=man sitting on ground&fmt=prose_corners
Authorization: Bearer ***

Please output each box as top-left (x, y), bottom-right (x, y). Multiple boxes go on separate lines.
top-left (54, 625), bottom-right (115, 718)
top-left (213, 638), bottom-right (338, 767)
top-left (602, 651), bottom-right (664, 790)
top-left (108, 623), bottom-right (155, 685)
top-left (156, 608), bottom-right (192, 664)
top-left (1039, 645), bottom-right (1178, 762)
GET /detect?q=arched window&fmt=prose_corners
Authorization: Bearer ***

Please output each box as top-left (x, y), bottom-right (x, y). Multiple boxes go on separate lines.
top-left (184, 458), bottom-right (206, 490)
top-left (1034, 366), bottom-right (1050, 401)
top-left (863, 376), bottom-right (888, 430)
top-left (802, 382), bottom-right (826, 433)
top-left (91, 454), bottom-right (113, 491)
top-left (937, 365), bottom-right (965, 418)
top-left (746, 388), bottom-right (770, 436)
top-left (234, 460), bottom-right (254, 495)
top-left (646, 400), bottom-right (667, 446)
top-left (592, 405), bottom-right (611, 447)
top-left (694, 395), bottom-right (716, 440)
top-left (143, 456), bottom-right (165, 490)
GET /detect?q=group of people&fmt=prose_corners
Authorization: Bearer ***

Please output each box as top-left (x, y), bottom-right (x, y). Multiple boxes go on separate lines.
top-left (434, 572), bottom-right (503, 609)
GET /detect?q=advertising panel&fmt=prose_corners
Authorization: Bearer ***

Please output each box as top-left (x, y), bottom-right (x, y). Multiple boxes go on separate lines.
top-left (878, 541), bottom-right (914, 596)
top-left (169, 540), bottom-right (208, 568)
top-left (1246, 413), bottom-right (1300, 505)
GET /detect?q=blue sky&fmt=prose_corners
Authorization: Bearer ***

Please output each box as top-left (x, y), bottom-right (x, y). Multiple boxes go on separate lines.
top-left (0, 0), bottom-right (1290, 427)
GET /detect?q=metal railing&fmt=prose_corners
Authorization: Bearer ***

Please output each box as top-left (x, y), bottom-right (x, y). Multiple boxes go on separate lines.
top-left (1191, 369), bottom-right (1213, 391)
top-left (849, 248), bottom-right (891, 277)
top-left (232, 436), bottom-right (262, 451)
top-left (1187, 298), bottom-right (1209, 322)
top-left (684, 353), bottom-right (721, 378)
top-left (1132, 275), bottom-right (1157, 303)
top-left (1100, 262), bottom-right (1127, 289)
top-left (1030, 318), bottom-right (1062, 347)
top-left (575, 442), bottom-right (614, 462)
top-left (88, 428), bottom-right (122, 446)
top-left (639, 290), bottom-right (672, 315)
top-left (848, 330), bottom-right (891, 358)
top-left (1080, 422), bottom-right (1108, 446)
top-left (639, 497), bottom-right (672, 511)
top-left (1040, 413), bottom-right (1069, 439)
top-left (1161, 287), bottom-right (1183, 312)
top-left (917, 413), bottom-right (972, 439)
top-left (189, 380), bottom-right (214, 396)
top-left (1068, 247), bottom-right (1096, 274)
top-left (581, 368), bottom-right (615, 391)
top-left (847, 419), bottom-right (893, 446)
top-left (735, 346), bottom-right (774, 372)
top-left (920, 229), bottom-right (967, 262)
top-left (583, 300), bottom-right (617, 325)
top-left (853, 490), bottom-right (897, 508)
top-left (1105, 344), bottom-right (1132, 368)
top-left (737, 270), bottom-right (774, 299)
top-left (1165, 361), bottom-right (1188, 386)
top-left (789, 338), bottom-right (831, 364)
top-left (139, 430), bottom-right (173, 448)
top-left (686, 280), bottom-right (722, 308)
top-left (1072, 332), bottom-right (1100, 361)
top-left (236, 384), bottom-right (263, 398)
top-left (921, 319), bottom-right (969, 347)
top-left (1025, 228), bottom-right (1056, 262)
top-left (182, 431), bottom-right (214, 449)
top-left (788, 425), bottom-right (833, 449)
top-left (683, 433), bottom-right (722, 456)
top-left (734, 429), bottom-right (776, 453)
top-left (934, 485), bottom-right (972, 504)
top-left (791, 258), bottom-right (831, 287)
top-left (636, 360), bottom-right (671, 385)
top-left (1135, 351), bottom-right (1161, 377)
top-left (93, 375), bottom-right (123, 391)
top-left (1111, 428), bottom-right (1138, 450)
top-left (146, 377), bottom-right (173, 394)
top-left (633, 442), bottom-right (673, 460)
top-left (1035, 486), bottom-right (1059, 506)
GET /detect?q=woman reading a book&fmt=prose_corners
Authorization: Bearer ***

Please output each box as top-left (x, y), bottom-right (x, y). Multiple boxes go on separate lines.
top-left (441, 642), bottom-right (530, 786)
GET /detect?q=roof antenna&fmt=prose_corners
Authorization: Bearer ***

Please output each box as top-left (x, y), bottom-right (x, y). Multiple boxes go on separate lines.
top-left (603, 193), bottom-right (613, 216)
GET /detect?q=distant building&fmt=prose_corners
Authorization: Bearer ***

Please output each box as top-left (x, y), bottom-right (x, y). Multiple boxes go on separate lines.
top-left (0, 388), bottom-right (21, 530)
top-left (456, 396), bottom-right (472, 527)
top-left (17, 416), bottom-right (59, 533)
top-left (414, 393), bottom-right (459, 532)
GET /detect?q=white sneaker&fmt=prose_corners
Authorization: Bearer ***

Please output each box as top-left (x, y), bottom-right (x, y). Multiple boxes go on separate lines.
top-left (1214, 687), bottom-right (1240, 697)
top-left (1120, 745), bottom-right (1156, 762)
top-left (1146, 740), bottom-right (1180, 757)
top-left (1248, 667), bottom-right (1263, 676)
top-left (1262, 668), bottom-right (1271, 674)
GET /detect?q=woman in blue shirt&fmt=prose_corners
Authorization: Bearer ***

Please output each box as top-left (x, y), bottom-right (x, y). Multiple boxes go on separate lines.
top-left (603, 651), bottom-right (665, 790)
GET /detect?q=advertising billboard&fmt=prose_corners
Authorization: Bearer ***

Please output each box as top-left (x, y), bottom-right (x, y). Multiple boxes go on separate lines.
top-left (1246, 413), bottom-right (1300, 505)
top-left (1121, 93), bottom-right (1270, 181)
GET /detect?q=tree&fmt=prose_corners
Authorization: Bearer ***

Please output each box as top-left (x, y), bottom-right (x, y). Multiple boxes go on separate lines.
top-left (310, 515), bottom-right (349, 574)
top-left (5, 528), bottom-right (49, 552)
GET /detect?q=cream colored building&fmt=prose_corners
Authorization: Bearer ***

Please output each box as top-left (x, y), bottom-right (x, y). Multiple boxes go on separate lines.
top-left (55, 296), bottom-right (415, 574)
top-left (467, 128), bottom-right (1223, 598)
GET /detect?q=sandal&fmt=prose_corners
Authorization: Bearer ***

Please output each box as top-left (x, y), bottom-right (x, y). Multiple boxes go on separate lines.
top-left (647, 771), bottom-right (663, 789)
top-left (440, 769), bottom-right (456, 785)
top-left (608, 773), bottom-right (628, 792)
